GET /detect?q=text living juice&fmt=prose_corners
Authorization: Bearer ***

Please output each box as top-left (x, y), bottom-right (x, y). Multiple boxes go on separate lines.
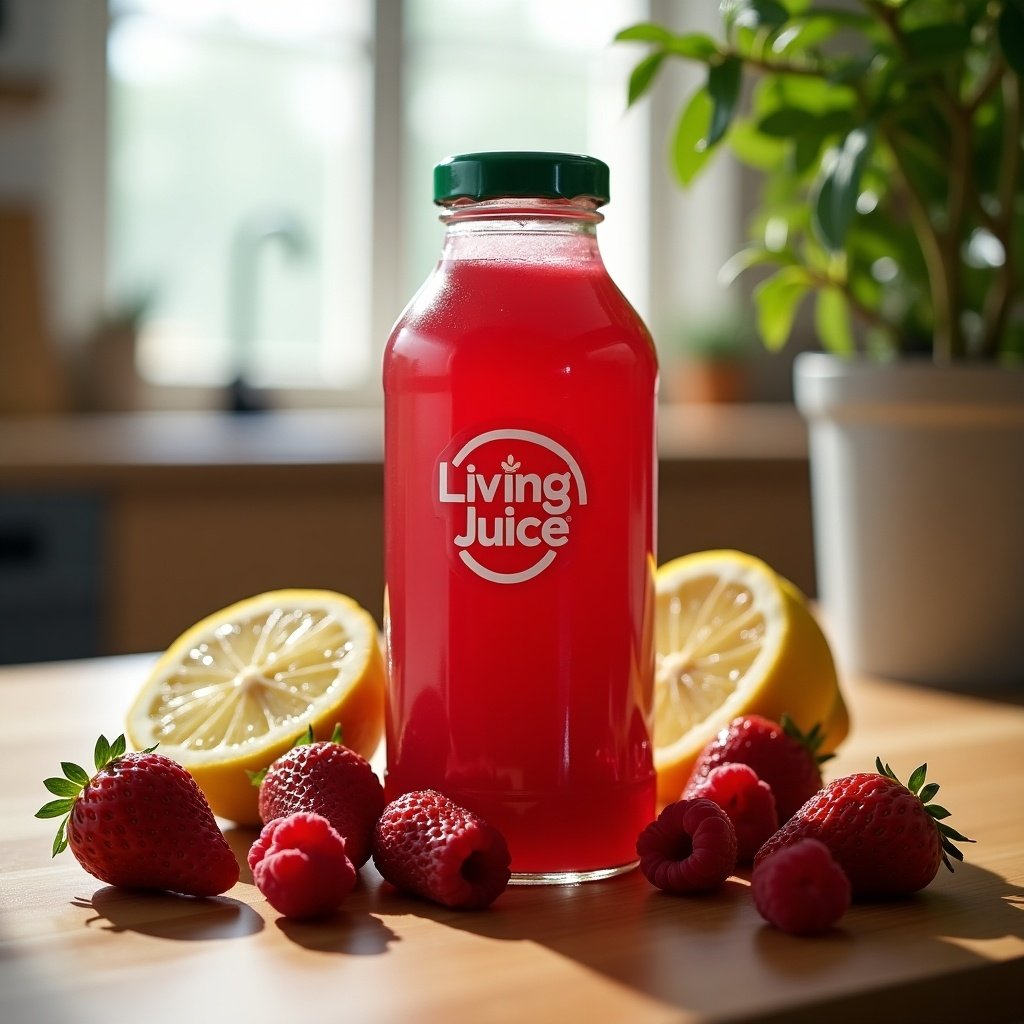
top-left (383, 153), bottom-right (657, 882)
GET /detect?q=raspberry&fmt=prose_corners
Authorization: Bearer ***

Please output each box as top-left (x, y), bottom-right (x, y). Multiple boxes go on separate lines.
top-left (751, 838), bottom-right (851, 935)
top-left (248, 812), bottom-right (356, 919)
top-left (372, 790), bottom-right (511, 909)
top-left (685, 763), bottom-right (778, 864)
top-left (635, 798), bottom-right (737, 894)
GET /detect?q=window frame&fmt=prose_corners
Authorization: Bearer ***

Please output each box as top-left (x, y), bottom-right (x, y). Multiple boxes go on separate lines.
top-left (52, 0), bottom-right (748, 410)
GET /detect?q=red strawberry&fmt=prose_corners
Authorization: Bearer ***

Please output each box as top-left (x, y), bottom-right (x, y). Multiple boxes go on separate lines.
top-left (373, 790), bottom-right (511, 909)
top-left (248, 812), bottom-right (356, 919)
top-left (253, 725), bottom-right (385, 868)
top-left (37, 734), bottom-right (238, 897)
top-left (636, 798), bottom-right (737, 894)
top-left (754, 759), bottom-right (974, 898)
top-left (752, 838), bottom-right (851, 935)
top-left (686, 714), bottom-right (831, 822)
top-left (685, 762), bottom-right (778, 864)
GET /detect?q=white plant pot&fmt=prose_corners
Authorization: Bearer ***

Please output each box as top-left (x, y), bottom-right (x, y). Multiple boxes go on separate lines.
top-left (794, 352), bottom-right (1024, 689)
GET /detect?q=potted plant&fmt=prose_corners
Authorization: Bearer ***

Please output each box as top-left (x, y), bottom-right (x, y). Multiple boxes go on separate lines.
top-left (619, 0), bottom-right (1024, 688)
top-left (664, 312), bottom-right (755, 403)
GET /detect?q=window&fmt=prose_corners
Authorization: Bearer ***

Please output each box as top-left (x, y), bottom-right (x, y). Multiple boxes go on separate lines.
top-left (108, 0), bottom-right (649, 402)
top-left (108, 0), bottom-right (374, 392)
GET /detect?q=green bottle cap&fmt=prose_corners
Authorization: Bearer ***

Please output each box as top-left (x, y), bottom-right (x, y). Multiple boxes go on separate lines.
top-left (433, 152), bottom-right (610, 207)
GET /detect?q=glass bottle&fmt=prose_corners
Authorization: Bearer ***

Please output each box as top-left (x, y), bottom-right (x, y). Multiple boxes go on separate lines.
top-left (383, 152), bottom-right (657, 883)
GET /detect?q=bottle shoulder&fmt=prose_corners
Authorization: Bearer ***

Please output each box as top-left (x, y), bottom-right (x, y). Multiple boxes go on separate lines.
top-left (386, 258), bottom-right (653, 354)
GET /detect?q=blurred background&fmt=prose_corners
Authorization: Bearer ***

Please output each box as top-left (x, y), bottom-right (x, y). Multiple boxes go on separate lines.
top-left (0, 0), bottom-right (816, 664)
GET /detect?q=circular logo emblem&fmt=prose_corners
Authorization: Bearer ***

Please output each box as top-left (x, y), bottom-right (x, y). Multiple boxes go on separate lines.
top-left (437, 428), bottom-right (587, 584)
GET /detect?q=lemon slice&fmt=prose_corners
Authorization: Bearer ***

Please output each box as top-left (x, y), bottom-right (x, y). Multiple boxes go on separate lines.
top-left (127, 589), bottom-right (385, 825)
top-left (654, 550), bottom-right (848, 806)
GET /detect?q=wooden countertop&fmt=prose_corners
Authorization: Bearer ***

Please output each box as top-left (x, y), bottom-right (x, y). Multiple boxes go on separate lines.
top-left (2, 655), bottom-right (1021, 1023)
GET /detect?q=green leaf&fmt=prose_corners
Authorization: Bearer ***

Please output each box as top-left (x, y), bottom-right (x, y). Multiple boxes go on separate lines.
top-left (937, 822), bottom-right (973, 843)
top-left (35, 798), bottom-right (75, 819)
top-left (998, 0), bottom-right (1024, 77)
top-left (330, 723), bottom-right (344, 744)
top-left (771, 9), bottom-right (874, 53)
top-left (814, 287), bottom-right (855, 356)
top-left (93, 735), bottom-right (111, 771)
top-left (727, 117), bottom-right (790, 171)
top-left (926, 804), bottom-right (951, 820)
top-left (792, 134), bottom-right (824, 176)
top-left (43, 777), bottom-right (80, 798)
top-left (908, 763), bottom-right (928, 793)
top-left (627, 51), bottom-right (667, 106)
top-left (813, 126), bottom-right (874, 251)
top-left (706, 57), bottom-right (743, 147)
top-left (942, 840), bottom-right (965, 863)
top-left (671, 87), bottom-right (715, 186)
top-left (615, 23), bottom-right (675, 44)
top-left (759, 107), bottom-right (856, 140)
top-left (828, 54), bottom-right (879, 86)
top-left (61, 761), bottom-right (90, 787)
top-left (110, 734), bottom-right (127, 760)
top-left (665, 33), bottom-right (720, 61)
top-left (757, 75), bottom-right (857, 118)
top-left (247, 767), bottom-right (268, 788)
top-left (52, 817), bottom-right (69, 858)
top-left (723, 0), bottom-right (790, 33)
top-left (902, 24), bottom-right (972, 62)
top-left (918, 782), bottom-right (940, 804)
top-left (758, 106), bottom-right (820, 137)
top-left (753, 265), bottom-right (812, 350)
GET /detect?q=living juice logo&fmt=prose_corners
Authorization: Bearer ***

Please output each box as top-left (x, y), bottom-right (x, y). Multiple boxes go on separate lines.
top-left (437, 428), bottom-right (588, 584)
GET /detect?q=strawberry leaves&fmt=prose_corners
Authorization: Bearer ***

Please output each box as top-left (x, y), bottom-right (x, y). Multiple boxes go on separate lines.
top-left (37, 734), bottom-right (152, 858)
top-left (875, 757), bottom-right (975, 872)
top-left (93, 733), bottom-right (128, 771)
top-left (780, 712), bottom-right (835, 765)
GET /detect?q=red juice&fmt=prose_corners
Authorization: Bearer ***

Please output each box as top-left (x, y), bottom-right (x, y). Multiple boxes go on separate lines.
top-left (383, 156), bottom-right (656, 881)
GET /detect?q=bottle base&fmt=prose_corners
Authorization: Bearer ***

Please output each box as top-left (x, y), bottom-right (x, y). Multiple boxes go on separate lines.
top-left (508, 859), bottom-right (638, 886)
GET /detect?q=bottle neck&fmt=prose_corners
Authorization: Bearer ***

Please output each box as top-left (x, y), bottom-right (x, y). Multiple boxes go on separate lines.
top-left (437, 197), bottom-right (604, 264)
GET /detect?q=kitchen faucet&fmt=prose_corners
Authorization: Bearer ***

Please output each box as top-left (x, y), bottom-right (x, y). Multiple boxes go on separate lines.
top-left (226, 206), bottom-right (310, 413)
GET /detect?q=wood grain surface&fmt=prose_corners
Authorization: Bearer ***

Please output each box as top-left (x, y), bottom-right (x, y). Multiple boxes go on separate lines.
top-left (1, 655), bottom-right (1021, 1023)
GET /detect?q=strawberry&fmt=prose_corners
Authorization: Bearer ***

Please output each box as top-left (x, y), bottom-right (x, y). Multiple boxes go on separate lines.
top-left (686, 713), bottom-right (831, 822)
top-left (754, 758), bottom-right (974, 898)
top-left (636, 798), bottom-right (737, 894)
top-left (248, 812), bottom-right (357, 919)
top-left (253, 725), bottom-right (385, 869)
top-left (37, 734), bottom-right (239, 897)
top-left (372, 790), bottom-right (511, 909)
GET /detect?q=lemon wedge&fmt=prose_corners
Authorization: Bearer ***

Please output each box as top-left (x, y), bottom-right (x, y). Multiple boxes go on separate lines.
top-left (654, 550), bottom-right (848, 806)
top-left (126, 589), bottom-right (385, 824)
